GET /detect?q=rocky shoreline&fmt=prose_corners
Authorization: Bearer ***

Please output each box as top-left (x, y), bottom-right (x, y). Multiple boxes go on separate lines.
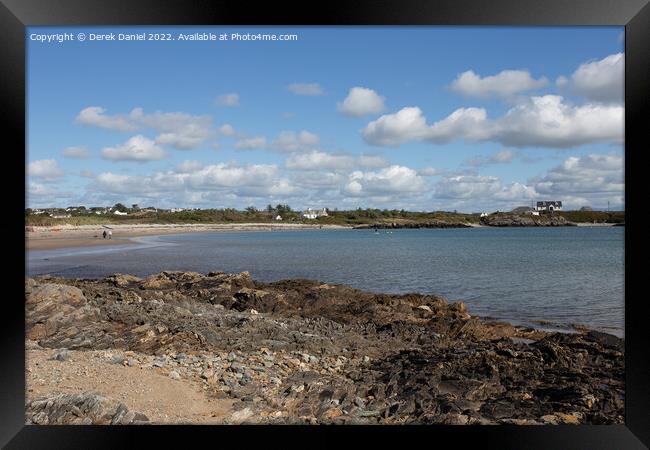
top-left (353, 221), bottom-right (472, 229)
top-left (25, 271), bottom-right (624, 425)
top-left (479, 213), bottom-right (576, 227)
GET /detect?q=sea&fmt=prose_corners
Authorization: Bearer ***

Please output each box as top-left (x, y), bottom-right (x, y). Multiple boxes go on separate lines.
top-left (26, 226), bottom-right (625, 337)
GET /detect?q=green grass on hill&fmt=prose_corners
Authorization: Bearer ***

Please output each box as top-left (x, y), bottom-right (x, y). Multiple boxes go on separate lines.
top-left (25, 208), bottom-right (625, 227)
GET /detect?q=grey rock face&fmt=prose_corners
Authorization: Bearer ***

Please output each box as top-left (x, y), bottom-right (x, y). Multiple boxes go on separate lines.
top-left (25, 392), bottom-right (149, 425)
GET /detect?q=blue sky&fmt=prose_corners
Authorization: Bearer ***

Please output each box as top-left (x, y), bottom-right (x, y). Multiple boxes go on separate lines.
top-left (26, 26), bottom-right (624, 211)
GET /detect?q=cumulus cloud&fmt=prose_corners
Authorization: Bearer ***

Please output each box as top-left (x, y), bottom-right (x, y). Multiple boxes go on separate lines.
top-left (235, 136), bottom-right (267, 150)
top-left (218, 123), bottom-right (237, 136)
top-left (362, 107), bottom-right (432, 146)
top-left (466, 150), bottom-right (519, 167)
top-left (271, 130), bottom-right (320, 153)
top-left (357, 154), bottom-right (390, 169)
top-left (451, 69), bottom-right (548, 99)
top-left (363, 95), bottom-right (623, 149)
top-left (418, 167), bottom-right (445, 176)
top-left (343, 165), bottom-right (426, 197)
top-left (494, 95), bottom-right (623, 148)
top-left (362, 106), bottom-right (489, 146)
top-left (216, 93), bottom-right (240, 107)
top-left (533, 153), bottom-right (623, 199)
top-left (27, 159), bottom-right (64, 180)
top-left (93, 162), bottom-right (292, 200)
top-left (287, 83), bottom-right (324, 96)
top-left (435, 175), bottom-right (536, 205)
top-left (338, 87), bottom-right (385, 117)
top-left (175, 160), bottom-right (203, 173)
top-left (285, 150), bottom-right (355, 171)
top-left (101, 135), bottom-right (167, 161)
top-left (27, 181), bottom-right (73, 207)
top-left (62, 146), bottom-right (90, 159)
top-left (137, 110), bottom-right (212, 150)
top-left (76, 106), bottom-right (139, 131)
top-left (76, 106), bottom-right (213, 150)
top-left (557, 53), bottom-right (623, 103)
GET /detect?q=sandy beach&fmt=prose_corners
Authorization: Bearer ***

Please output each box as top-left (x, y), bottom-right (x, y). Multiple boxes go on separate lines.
top-left (25, 223), bottom-right (352, 251)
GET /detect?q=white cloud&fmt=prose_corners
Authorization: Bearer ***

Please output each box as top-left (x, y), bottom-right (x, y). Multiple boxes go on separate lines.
top-left (176, 160), bottom-right (203, 173)
top-left (362, 106), bottom-right (488, 146)
top-left (286, 150), bottom-right (355, 170)
top-left (466, 150), bottom-right (518, 167)
top-left (490, 150), bottom-right (518, 163)
top-left (62, 146), bottom-right (90, 159)
top-left (533, 153), bottom-right (623, 199)
top-left (140, 111), bottom-right (212, 150)
top-left (418, 167), bottom-right (444, 176)
top-left (216, 93), bottom-right (240, 107)
top-left (76, 107), bottom-right (213, 149)
top-left (435, 175), bottom-right (536, 206)
top-left (357, 154), bottom-right (390, 169)
top-left (451, 69), bottom-right (548, 99)
top-left (363, 95), bottom-right (623, 149)
top-left (27, 159), bottom-right (64, 180)
top-left (271, 130), bottom-right (320, 153)
top-left (338, 87), bottom-right (385, 117)
top-left (557, 53), bottom-right (624, 104)
top-left (361, 107), bottom-right (432, 146)
top-left (101, 135), bottom-right (167, 161)
top-left (218, 124), bottom-right (237, 136)
top-left (343, 165), bottom-right (426, 196)
top-left (235, 136), bottom-right (267, 150)
top-left (288, 83), bottom-right (324, 96)
top-left (494, 95), bottom-right (623, 148)
top-left (76, 106), bottom-right (139, 131)
top-left (27, 181), bottom-right (73, 207)
top-left (93, 162), bottom-right (292, 201)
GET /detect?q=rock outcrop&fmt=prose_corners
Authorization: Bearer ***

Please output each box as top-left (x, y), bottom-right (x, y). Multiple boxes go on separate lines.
top-left (25, 271), bottom-right (623, 425)
top-left (354, 221), bottom-right (472, 229)
top-left (26, 392), bottom-right (149, 425)
top-left (480, 213), bottom-right (576, 227)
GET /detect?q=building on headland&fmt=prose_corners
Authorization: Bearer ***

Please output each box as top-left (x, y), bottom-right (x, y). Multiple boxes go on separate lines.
top-left (170, 208), bottom-right (185, 213)
top-left (301, 208), bottom-right (328, 219)
top-left (275, 215), bottom-right (283, 221)
top-left (536, 201), bottom-right (563, 212)
top-left (113, 210), bottom-right (128, 216)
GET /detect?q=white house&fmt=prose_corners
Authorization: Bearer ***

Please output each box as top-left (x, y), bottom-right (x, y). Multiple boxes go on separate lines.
top-left (170, 208), bottom-right (185, 213)
top-left (536, 201), bottom-right (563, 212)
top-left (275, 215), bottom-right (283, 221)
top-left (301, 208), bottom-right (328, 219)
top-left (113, 210), bottom-right (128, 216)
top-left (480, 212), bottom-right (489, 217)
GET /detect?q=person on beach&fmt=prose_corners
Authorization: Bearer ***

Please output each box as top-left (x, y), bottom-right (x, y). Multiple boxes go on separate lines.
top-left (102, 230), bottom-right (107, 239)
top-left (108, 230), bottom-right (112, 239)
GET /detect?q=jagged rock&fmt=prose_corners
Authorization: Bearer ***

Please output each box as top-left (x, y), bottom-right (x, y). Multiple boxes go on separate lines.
top-left (480, 213), bottom-right (576, 227)
top-left (25, 392), bottom-right (149, 425)
top-left (105, 273), bottom-right (142, 287)
top-left (25, 271), bottom-right (624, 425)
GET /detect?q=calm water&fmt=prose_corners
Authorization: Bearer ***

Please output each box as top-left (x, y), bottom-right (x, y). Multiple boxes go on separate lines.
top-left (27, 227), bottom-right (625, 336)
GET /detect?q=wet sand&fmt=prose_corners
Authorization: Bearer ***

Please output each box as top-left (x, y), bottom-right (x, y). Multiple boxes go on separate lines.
top-left (25, 223), bottom-right (351, 251)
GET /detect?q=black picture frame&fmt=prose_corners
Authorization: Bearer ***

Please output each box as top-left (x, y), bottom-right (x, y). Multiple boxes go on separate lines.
top-left (3, 0), bottom-right (648, 448)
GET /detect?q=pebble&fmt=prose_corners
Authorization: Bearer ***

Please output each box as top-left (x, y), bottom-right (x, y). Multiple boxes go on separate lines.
top-left (49, 349), bottom-right (70, 362)
top-left (169, 370), bottom-right (181, 380)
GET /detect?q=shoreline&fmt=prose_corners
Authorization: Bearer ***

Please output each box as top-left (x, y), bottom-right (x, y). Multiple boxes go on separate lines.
top-left (25, 223), bottom-right (352, 251)
top-left (25, 270), bottom-right (624, 425)
top-left (26, 221), bottom-right (621, 251)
